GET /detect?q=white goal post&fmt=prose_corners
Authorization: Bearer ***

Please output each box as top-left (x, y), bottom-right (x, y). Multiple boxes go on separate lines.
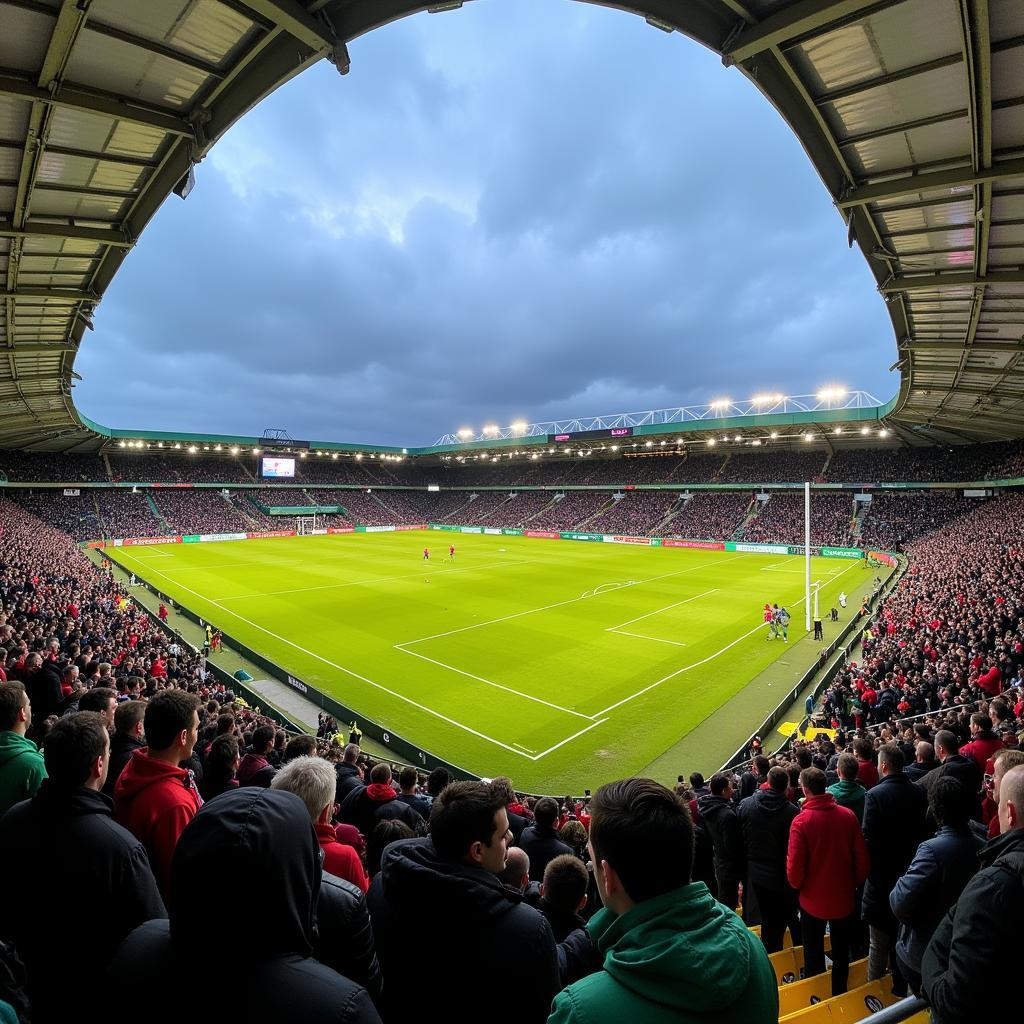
top-left (296, 514), bottom-right (318, 535)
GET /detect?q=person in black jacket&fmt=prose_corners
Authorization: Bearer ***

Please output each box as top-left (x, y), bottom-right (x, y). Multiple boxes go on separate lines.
top-left (341, 762), bottom-right (423, 835)
top-left (862, 744), bottom-right (927, 995)
top-left (335, 743), bottom-right (365, 802)
top-left (102, 699), bottom-right (147, 797)
top-left (922, 764), bottom-right (1024, 1024)
top-left (889, 777), bottom-right (982, 995)
top-left (0, 712), bottom-right (166, 1024)
top-left (22, 654), bottom-right (62, 735)
top-left (519, 796), bottom-right (573, 882)
top-left (367, 780), bottom-right (559, 1024)
top-left (697, 772), bottom-right (745, 912)
top-left (107, 787), bottom-right (381, 1024)
top-left (737, 766), bottom-right (800, 952)
top-left (492, 776), bottom-right (530, 844)
top-left (919, 730), bottom-right (982, 814)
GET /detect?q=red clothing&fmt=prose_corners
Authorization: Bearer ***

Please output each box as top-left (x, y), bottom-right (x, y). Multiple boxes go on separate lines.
top-left (114, 748), bottom-right (202, 897)
top-left (977, 665), bottom-right (1002, 697)
top-left (149, 659), bottom-right (167, 679)
top-left (787, 793), bottom-right (870, 919)
top-left (959, 733), bottom-right (1004, 773)
top-left (856, 758), bottom-right (879, 790)
top-left (315, 823), bottom-right (369, 892)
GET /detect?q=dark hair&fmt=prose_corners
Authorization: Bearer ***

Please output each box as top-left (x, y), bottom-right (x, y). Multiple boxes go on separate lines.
top-left (853, 738), bottom-right (874, 760)
top-left (934, 729), bottom-right (958, 757)
top-left (114, 699), bottom-right (147, 735)
top-left (709, 772), bottom-right (731, 797)
top-left (206, 734), bottom-right (239, 777)
top-left (689, 772), bottom-right (705, 789)
top-left (366, 819), bottom-right (415, 877)
top-left (799, 767), bottom-right (827, 795)
top-left (427, 766), bottom-right (452, 798)
top-left (79, 686), bottom-right (116, 715)
top-left (929, 777), bottom-right (972, 829)
top-left (399, 766), bottom-right (418, 790)
top-left (283, 734), bottom-right (316, 762)
top-left (837, 752), bottom-right (859, 781)
top-left (795, 748), bottom-right (813, 770)
top-left (753, 755), bottom-right (770, 778)
top-left (541, 854), bottom-right (588, 915)
top-left (43, 712), bottom-right (108, 788)
top-left (430, 781), bottom-right (506, 861)
top-left (0, 682), bottom-right (27, 731)
top-left (215, 713), bottom-right (235, 736)
top-left (534, 796), bottom-right (559, 829)
top-left (767, 766), bottom-right (789, 793)
top-left (878, 743), bottom-right (905, 772)
top-left (489, 776), bottom-right (515, 806)
top-left (144, 689), bottom-right (201, 750)
top-left (251, 724), bottom-right (276, 754)
top-left (589, 778), bottom-right (693, 903)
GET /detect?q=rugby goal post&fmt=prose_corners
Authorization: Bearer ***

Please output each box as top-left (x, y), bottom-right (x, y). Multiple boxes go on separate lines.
top-left (296, 514), bottom-right (318, 535)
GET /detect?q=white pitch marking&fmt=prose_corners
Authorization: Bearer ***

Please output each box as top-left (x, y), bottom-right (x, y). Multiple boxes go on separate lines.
top-left (609, 630), bottom-right (688, 648)
top-left (530, 718), bottom-right (609, 760)
top-left (604, 589), bottom-right (717, 631)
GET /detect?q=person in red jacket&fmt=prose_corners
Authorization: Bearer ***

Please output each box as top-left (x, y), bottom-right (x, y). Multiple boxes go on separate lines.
top-left (853, 737), bottom-right (880, 790)
top-left (960, 712), bottom-right (1004, 773)
top-left (976, 661), bottom-right (1003, 697)
top-left (115, 689), bottom-right (202, 899)
top-left (787, 767), bottom-right (870, 996)
top-left (271, 754), bottom-right (369, 893)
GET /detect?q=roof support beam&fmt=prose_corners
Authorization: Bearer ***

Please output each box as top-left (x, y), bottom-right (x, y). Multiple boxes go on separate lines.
top-left (904, 340), bottom-right (1024, 353)
top-left (840, 108), bottom-right (969, 147)
top-left (882, 270), bottom-right (1024, 292)
top-left (6, 342), bottom-right (78, 353)
top-left (815, 53), bottom-right (963, 107)
top-left (723, 0), bottom-right (889, 65)
top-left (234, 0), bottom-right (335, 52)
top-left (0, 71), bottom-right (193, 137)
top-left (839, 158), bottom-right (1024, 209)
top-left (0, 222), bottom-right (132, 248)
top-left (0, 289), bottom-right (96, 302)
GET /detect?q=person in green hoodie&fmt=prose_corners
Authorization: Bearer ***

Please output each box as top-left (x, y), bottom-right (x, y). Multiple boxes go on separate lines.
top-left (0, 682), bottom-right (47, 815)
top-left (828, 753), bottom-right (867, 822)
top-left (547, 777), bottom-right (777, 1024)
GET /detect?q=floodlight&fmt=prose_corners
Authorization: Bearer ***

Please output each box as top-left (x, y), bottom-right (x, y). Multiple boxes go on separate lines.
top-left (752, 439), bottom-right (762, 446)
top-left (483, 424), bottom-right (500, 435)
top-left (332, 453), bottom-right (338, 460)
top-left (879, 428), bottom-right (890, 437)
top-left (231, 446), bottom-right (239, 455)
top-left (770, 431), bottom-right (778, 439)
top-left (706, 438), bottom-right (716, 446)
top-left (457, 428), bottom-right (474, 440)
top-left (174, 443), bottom-right (182, 450)
top-left (215, 444), bottom-right (222, 451)
top-left (733, 434), bottom-right (741, 442)
top-left (645, 440), bottom-right (654, 448)
top-left (834, 427), bottom-right (843, 434)
top-left (300, 451), bottom-right (307, 458)
top-left (803, 433), bottom-right (813, 442)
top-left (188, 445), bottom-right (197, 453)
top-left (710, 398), bottom-right (730, 410)
top-left (511, 421), bottom-right (527, 434)
top-left (253, 448), bottom-right (260, 455)
top-left (611, 445), bottom-right (619, 452)
top-left (118, 441), bottom-right (126, 447)
top-left (531, 453), bottom-right (538, 460)
top-left (861, 426), bottom-right (870, 435)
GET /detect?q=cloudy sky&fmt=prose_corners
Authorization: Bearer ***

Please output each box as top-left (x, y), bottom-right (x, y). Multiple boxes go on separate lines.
top-left (76, 0), bottom-right (897, 446)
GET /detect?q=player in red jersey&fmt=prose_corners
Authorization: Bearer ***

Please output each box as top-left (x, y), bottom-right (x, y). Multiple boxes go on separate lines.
top-left (449, 544), bottom-right (455, 560)
top-left (423, 547), bottom-right (429, 561)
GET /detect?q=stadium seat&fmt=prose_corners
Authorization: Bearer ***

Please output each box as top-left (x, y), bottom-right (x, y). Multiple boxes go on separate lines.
top-left (777, 960), bottom-right (869, 1016)
top-left (749, 923), bottom-right (796, 950)
top-left (780, 978), bottom-right (899, 1023)
top-left (770, 937), bottom-right (832, 985)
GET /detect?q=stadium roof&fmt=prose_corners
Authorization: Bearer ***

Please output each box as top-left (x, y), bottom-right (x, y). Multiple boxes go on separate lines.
top-left (0, 0), bottom-right (1021, 452)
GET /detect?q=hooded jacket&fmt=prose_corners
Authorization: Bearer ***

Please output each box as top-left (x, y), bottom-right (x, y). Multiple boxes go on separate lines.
top-left (826, 778), bottom-right (866, 822)
top-left (113, 747), bottom-right (202, 897)
top-left (0, 731), bottom-right (46, 815)
top-left (237, 750), bottom-right (276, 787)
top-left (696, 794), bottom-right (744, 884)
top-left (342, 781), bottom-right (423, 836)
top-left (922, 828), bottom-right (1024, 1024)
top-left (737, 787), bottom-right (799, 890)
top-left (102, 731), bottom-right (145, 797)
top-left (0, 784), bottom-right (165, 1023)
top-left (518, 823), bottom-right (573, 882)
top-left (367, 837), bottom-right (558, 1024)
top-left (107, 788), bottom-right (381, 1024)
top-left (547, 882), bottom-right (778, 1024)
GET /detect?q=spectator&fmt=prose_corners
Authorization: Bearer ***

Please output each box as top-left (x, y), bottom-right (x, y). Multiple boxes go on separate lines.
top-left (853, 737), bottom-right (879, 790)
top-left (787, 767), bottom-right (870, 995)
top-left (890, 778), bottom-right (983, 995)
top-left (519, 796), bottom-right (573, 883)
top-left (108, 788), bottom-right (382, 1024)
top-left (922, 764), bottom-right (1024, 1023)
top-left (22, 653), bottom-right (62, 728)
top-left (396, 765), bottom-right (432, 819)
top-left (366, 820), bottom-right (416, 879)
top-left (0, 712), bottom-right (165, 1023)
top-left (984, 748), bottom-right (1024, 839)
top-left (0, 682), bottom-right (46, 814)
top-left (282, 733), bottom-right (317, 762)
top-left (237, 723), bottom-right (278, 787)
top-left (540, 854), bottom-right (598, 987)
top-left (342, 762), bottom-right (423, 835)
top-left (272, 755), bottom-right (369, 893)
top-left (697, 771), bottom-right (745, 911)
top-left (114, 689), bottom-right (203, 897)
top-left (499, 845), bottom-right (532, 894)
top-left (959, 711), bottom-right (1004, 774)
top-left (103, 699), bottom-right (147, 797)
top-left (905, 741), bottom-right (937, 783)
top-left (827, 752), bottom-right (866, 822)
top-left (426, 765), bottom-right (452, 800)
top-left (198, 733), bottom-right (239, 802)
top-left (738, 766), bottom-right (801, 953)
top-left (549, 778), bottom-right (777, 1024)
top-left (861, 745), bottom-right (927, 993)
top-left (367, 780), bottom-right (558, 1024)
top-left (920, 730), bottom-right (982, 806)
top-left (78, 686), bottom-right (117, 731)
top-left (335, 742), bottom-right (365, 802)
top-left (492, 775), bottom-right (530, 844)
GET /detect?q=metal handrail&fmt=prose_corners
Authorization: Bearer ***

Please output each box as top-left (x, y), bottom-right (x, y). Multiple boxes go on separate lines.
top-left (852, 995), bottom-right (928, 1024)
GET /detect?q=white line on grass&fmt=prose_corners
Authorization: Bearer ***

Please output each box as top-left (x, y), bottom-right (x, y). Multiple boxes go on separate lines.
top-left (531, 717), bottom-right (609, 760)
top-left (590, 559), bottom-right (861, 718)
top-left (604, 589), bottom-right (717, 631)
top-left (216, 557), bottom-right (537, 602)
top-left (398, 555), bottom-right (747, 647)
top-left (112, 550), bottom-right (538, 761)
top-left (609, 630), bottom-right (688, 648)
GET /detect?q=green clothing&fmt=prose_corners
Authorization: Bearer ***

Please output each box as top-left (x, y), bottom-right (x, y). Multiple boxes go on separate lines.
top-left (548, 882), bottom-right (777, 1024)
top-left (827, 778), bottom-right (866, 822)
top-left (0, 731), bottom-right (47, 815)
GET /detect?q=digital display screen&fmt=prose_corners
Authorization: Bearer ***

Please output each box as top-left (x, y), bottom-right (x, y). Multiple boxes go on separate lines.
top-left (548, 427), bottom-right (635, 443)
top-left (261, 457), bottom-right (295, 478)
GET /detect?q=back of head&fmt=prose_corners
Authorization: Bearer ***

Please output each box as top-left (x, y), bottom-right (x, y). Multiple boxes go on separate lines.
top-left (767, 766), bottom-right (789, 793)
top-left (853, 737), bottom-right (874, 761)
top-left (271, 756), bottom-right (336, 822)
top-left (283, 734), bottom-right (316, 762)
top-left (207, 733), bottom-right (239, 775)
top-left (753, 755), bottom-right (770, 778)
top-left (878, 743), bottom-right (905, 774)
top-left (534, 796), bottom-right (559, 829)
top-left (541, 853), bottom-right (588, 915)
top-left (399, 766), bottom-right (417, 791)
top-left (489, 775), bottom-right (515, 806)
top-left (589, 778), bottom-right (693, 904)
top-left (170, 788), bottom-right (319, 958)
top-left (252, 723), bottom-right (276, 754)
top-left (709, 772), bottom-right (731, 797)
top-left (427, 766), bottom-right (451, 798)
top-left (145, 689), bottom-right (200, 752)
top-left (43, 712), bottom-right (107, 789)
top-left (916, 741), bottom-right (934, 763)
top-left (430, 780), bottom-right (504, 862)
top-left (929, 777), bottom-right (972, 830)
top-left (971, 712), bottom-right (989, 732)
top-left (369, 762), bottom-right (391, 786)
top-left (935, 729), bottom-right (958, 758)
top-left (342, 742), bottom-right (360, 764)
top-left (689, 772), bottom-right (705, 790)
top-left (366, 818), bottom-right (416, 876)
top-left (795, 748), bottom-right (813, 770)
top-left (999, 764), bottom-right (1024, 831)
top-left (800, 767), bottom-right (827, 796)
top-left (498, 845), bottom-right (530, 888)
top-left (0, 681), bottom-right (26, 731)
top-left (114, 699), bottom-right (147, 737)
top-left (79, 686), bottom-right (116, 715)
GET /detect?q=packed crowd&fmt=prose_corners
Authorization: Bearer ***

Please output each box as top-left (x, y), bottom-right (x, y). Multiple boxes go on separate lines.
top-left (108, 452), bottom-right (254, 484)
top-left (584, 491), bottom-right (679, 536)
top-left (469, 490), bottom-right (554, 528)
top-left (151, 490), bottom-right (252, 536)
top-left (526, 491), bottom-right (611, 532)
top-left (719, 450), bottom-right (828, 484)
top-left (742, 493), bottom-right (855, 547)
top-left (858, 493), bottom-right (966, 551)
top-left (653, 490), bottom-right (752, 540)
top-left (0, 481), bottom-right (1022, 1023)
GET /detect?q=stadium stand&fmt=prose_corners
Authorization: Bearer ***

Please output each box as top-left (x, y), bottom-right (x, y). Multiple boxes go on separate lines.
top-left (652, 490), bottom-right (752, 540)
top-left (743, 493), bottom-right (855, 547)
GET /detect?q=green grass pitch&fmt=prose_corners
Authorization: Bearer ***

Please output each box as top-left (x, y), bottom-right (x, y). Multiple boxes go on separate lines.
top-left (108, 531), bottom-right (872, 792)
